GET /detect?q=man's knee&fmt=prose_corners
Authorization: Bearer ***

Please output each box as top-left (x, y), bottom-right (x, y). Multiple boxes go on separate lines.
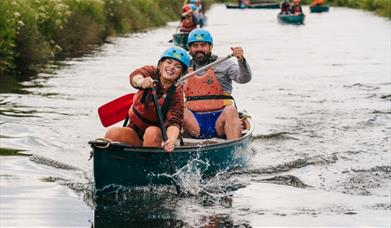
top-left (183, 109), bottom-right (200, 136)
top-left (224, 106), bottom-right (239, 119)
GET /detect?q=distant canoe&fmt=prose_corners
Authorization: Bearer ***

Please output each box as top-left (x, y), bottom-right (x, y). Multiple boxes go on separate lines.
top-left (226, 3), bottom-right (280, 9)
top-left (172, 32), bottom-right (189, 50)
top-left (309, 4), bottom-right (330, 13)
top-left (277, 13), bottom-right (305, 25)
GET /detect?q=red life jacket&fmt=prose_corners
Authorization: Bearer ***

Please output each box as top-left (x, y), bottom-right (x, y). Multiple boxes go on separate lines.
top-left (281, 2), bottom-right (290, 12)
top-left (128, 89), bottom-right (163, 132)
top-left (292, 5), bottom-right (302, 14)
top-left (184, 67), bottom-right (233, 112)
top-left (128, 83), bottom-right (176, 132)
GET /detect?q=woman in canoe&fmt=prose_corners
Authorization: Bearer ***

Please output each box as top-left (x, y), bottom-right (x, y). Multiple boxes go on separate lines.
top-left (104, 46), bottom-right (190, 152)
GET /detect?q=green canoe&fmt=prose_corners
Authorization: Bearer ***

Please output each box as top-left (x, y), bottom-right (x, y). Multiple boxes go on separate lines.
top-left (277, 13), bottom-right (305, 25)
top-left (89, 117), bottom-right (253, 192)
top-left (309, 4), bottom-right (330, 13)
top-left (172, 32), bottom-right (189, 50)
top-left (225, 3), bottom-right (280, 9)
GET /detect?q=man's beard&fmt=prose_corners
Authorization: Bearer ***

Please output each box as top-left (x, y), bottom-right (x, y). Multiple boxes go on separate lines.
top-left (191, 51), bottom-right (212, 65)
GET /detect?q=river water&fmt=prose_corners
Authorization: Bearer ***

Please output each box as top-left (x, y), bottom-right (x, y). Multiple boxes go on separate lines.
top-left (0, 4), bottom-right (390, 227)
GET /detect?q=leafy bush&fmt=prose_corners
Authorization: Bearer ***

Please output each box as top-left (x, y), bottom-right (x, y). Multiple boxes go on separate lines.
top-left (55, 0), bottom-right (105, 57)
top-left (0, 1), bottom-right (18, 75)
top-left (1, 0), bottom-right (187, 80)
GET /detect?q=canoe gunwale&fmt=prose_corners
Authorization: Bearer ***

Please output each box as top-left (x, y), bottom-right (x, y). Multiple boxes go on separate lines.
top-left (89, 122), bottom-right (253, 154)
top-left (277, 13), bottom-right (305, 24)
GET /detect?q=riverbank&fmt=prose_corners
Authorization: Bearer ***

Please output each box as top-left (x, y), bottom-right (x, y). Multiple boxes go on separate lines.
top-left (0, 0), bottom-right (211, 92)
top-left (327, 0), bottom-right (390, 18)
top-left (1, 0), bottom-right (388, 93)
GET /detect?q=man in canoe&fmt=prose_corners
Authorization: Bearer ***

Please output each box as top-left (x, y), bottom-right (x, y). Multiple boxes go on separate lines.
top-left (104, 46), bottom-right (190, 152)
top-left (183, 28), bottom-right (252, 140)
top-left (279, 0), bottom-right (291, 15)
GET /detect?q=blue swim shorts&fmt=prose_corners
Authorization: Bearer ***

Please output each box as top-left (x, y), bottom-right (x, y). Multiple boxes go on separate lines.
top-left (190, 109), bottom-right (223, 139)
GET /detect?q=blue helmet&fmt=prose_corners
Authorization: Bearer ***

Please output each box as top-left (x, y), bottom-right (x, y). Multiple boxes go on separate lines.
top-left (187, 28), bottom-right (213, 46)
top-left (189, 3), bottom-right (197, 11)
top-left (159, 46), bottom-right (190, 71)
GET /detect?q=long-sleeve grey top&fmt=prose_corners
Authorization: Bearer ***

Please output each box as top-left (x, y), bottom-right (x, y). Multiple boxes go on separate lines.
top-left (192, 56), bottom-right (252, 93)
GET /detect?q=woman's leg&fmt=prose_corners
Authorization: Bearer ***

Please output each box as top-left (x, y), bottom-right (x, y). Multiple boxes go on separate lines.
top-left (143, 126), bottom-right (162, 147)
top-left (104, 127), bottom-right (142, 146)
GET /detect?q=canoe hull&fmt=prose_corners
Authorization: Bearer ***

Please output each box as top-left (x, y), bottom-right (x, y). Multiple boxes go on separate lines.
top-left (172, 33), bottom-right (189, 50)
top-left (90, 124), bottom-right (253, 191)
top-left (226, 3), bottom-right (280, 9)
top-left (310, 4), bottom-right (330, 13)
top-left (277, 14), bottom-right (305, 25)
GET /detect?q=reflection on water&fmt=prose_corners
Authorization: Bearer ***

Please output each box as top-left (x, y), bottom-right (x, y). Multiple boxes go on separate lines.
top-left (92, 187), bottom-right (251, 228)
top-left (93, 189), bottom-right (179, 228)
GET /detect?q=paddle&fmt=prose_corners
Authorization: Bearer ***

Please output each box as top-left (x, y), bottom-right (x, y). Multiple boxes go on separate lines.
top-left (175, 53), bottom-right (233, 86)
top-left (97, 53), bottom-right (234, 127)
top-left (98, 93), bottom-right (135, 127)
top-left (150, 83), bottom-right (181, 194)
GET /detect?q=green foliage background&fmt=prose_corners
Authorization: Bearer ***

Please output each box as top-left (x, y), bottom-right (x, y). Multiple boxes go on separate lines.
top-left (0, 0), bottom-right (200, 80)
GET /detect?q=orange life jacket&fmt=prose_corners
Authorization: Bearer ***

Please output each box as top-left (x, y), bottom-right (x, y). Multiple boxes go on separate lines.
top-left (184, 68), bottom-right (233, 112)
top-left (313, 0), bottom-right (324, 5)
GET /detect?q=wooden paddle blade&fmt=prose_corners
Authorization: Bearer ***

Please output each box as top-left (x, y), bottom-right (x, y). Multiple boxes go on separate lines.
top-left (98, 93), bottom-right (135, 127)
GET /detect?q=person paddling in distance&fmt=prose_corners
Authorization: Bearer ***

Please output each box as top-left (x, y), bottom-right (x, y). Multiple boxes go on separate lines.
top-left (180, 4), bottom-right (198, 33)
top-left (183, 28), bottom-right (252, 140)
top-left (279, 0), bottom-right (291, 15)
top-left (310, 0), bottom-right (325, 6)
top-left (290, 0), bottom-right (303, 15)
top-left (104, 46), bottom-right (190, 152)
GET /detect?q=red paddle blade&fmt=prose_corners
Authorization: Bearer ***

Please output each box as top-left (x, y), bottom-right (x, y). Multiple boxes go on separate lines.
top-left (98, 93), bottom-right (135, 127)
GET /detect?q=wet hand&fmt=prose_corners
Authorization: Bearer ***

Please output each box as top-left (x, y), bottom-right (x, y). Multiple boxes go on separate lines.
top-left (162, 138), bottom-right (176, 152)
top-left (231, 46), bottom-right (244, 62)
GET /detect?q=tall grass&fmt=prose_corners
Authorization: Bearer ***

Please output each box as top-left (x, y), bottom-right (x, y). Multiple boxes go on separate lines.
top-left (0, 0), bottom-right (188, 81)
